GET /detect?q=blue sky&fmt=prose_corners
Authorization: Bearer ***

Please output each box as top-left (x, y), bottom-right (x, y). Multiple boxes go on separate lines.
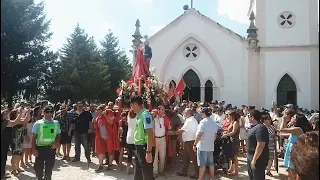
top-left (41, 0), bottom-right (251, 59)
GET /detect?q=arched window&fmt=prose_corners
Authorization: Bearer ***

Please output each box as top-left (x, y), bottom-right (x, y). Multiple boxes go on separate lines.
top-left (169, 80), bottom-right (176, 89)
top-left (205, 80), bottom-right (213, 102)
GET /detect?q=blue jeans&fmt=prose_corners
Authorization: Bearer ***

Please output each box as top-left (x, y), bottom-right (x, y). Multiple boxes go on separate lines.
top-left (196, 150), bottom-right (214, 167)
top-left (74, 133), bottom-right (90, 161)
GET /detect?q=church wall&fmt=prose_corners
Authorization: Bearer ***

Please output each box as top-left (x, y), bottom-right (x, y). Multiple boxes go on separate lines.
top-left (264, 50), bottom-right (312, 109)
top-left (310, 49), bottom-right (319, 110)
top-left (263, 0), bottom-right (316, 46)
top-left (162, 38), bottom-right (220, 86)
top-left (149, 11), bottom-right (249, 106)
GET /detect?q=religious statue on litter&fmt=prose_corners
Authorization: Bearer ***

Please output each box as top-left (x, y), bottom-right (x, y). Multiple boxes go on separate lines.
top-left (143, 40), bottom-right (152, 71)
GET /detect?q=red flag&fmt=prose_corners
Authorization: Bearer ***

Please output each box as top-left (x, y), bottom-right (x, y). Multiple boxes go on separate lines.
top-left (175, 76), bottom-right (186, 96)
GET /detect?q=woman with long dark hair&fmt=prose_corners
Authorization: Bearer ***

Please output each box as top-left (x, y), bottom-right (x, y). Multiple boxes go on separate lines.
top-left (1, 108), bottom-right (23, 179)
top-left (222, 111), bottom-right (240, 176)
top-left (10, 108), bottom-right (30, 175)
top-left (280, 113), bottom-right (312, 179)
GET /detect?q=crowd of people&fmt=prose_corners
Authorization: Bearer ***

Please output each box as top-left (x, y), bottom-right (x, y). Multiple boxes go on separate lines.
top-left (1, 99), bottom-right (319, 180)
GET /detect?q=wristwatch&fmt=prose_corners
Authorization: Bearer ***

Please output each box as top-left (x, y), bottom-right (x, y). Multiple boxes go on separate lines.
top-left (146, 150), bottom-right (152, 154)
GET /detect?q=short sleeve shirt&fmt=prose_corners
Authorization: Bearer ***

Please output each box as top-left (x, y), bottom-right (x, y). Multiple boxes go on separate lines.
top-left (180, 116), bottom-right (198, 142)
top-left (246, 123), bottom-right (269, 163)
top-left (196, 117), bottom-right (218, 151)
top-left (139, 109), bottom-right (153, 130)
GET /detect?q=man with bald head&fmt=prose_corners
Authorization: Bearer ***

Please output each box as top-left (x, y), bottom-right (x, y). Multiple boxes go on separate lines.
top-left (168, 108), bottom-right (199, 179)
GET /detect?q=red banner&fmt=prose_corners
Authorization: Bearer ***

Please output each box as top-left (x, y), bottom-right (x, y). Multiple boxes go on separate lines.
top-left (175, 76), bottom-right (186, 96)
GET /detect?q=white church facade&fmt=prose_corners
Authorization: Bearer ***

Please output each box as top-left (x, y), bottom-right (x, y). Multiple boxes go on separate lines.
top-left (131, 0), bottom-right (319, 110)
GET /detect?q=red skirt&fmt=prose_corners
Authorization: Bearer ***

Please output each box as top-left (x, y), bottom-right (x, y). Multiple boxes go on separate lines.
top-left (95, 136), bottom-right (108, 154)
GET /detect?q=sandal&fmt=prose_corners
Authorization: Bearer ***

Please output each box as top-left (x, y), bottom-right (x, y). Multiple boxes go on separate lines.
top-left (17, 169), bottom-right (25, 173)
top-left (176, 172), bottom-right (187, 177)
top-left (266, 172), bottom-right (274, 177)
top-left (10, 170), bottom-right (18, 175)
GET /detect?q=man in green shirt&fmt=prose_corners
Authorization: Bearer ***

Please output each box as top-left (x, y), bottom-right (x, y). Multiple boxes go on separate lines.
top-left (130, 96), bottom-right (155, 180)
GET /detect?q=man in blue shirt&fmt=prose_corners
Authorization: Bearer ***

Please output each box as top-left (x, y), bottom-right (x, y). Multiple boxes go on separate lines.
top-left (32, 105), bottom-right (61, 180)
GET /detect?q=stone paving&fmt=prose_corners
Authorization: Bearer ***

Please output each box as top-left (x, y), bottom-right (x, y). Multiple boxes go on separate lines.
top-left (5, 144), bottom-right (288, 180)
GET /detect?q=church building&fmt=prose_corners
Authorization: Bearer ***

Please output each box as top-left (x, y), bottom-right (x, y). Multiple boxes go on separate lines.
top-left (131, 0), bottom-right (319, 110)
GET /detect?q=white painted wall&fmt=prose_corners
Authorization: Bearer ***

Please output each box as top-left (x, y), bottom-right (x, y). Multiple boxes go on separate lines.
top-left (148, 10), bottom-right (249, 106)
top-left (162, 38), bottom-right (220, 87)
top-left (264, 0), bottom-right (311, 46)
top-left (264, 51), bottom-right (311, 109)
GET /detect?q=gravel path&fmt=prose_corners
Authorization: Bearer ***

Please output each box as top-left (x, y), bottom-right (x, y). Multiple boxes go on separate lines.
top-left (5, 144), bottom-right (288, 180)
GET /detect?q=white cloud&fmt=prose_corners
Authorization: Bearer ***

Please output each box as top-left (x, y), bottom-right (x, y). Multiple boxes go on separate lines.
top-left (149, 25), bottom-right (166, 35)
top-left (217, 0), bottom-right (251, 24)
top-left (101, 22), bottom-right (114, 32)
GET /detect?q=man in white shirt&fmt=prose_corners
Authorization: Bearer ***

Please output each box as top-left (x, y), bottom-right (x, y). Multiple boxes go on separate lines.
top-left (213, 109), bottom-right (225, 127)
top-left (193, 107), bottom-right (218, 180)
top-left (168, 108), bottom-right (199, 179)
top-left (153, 105), bottom-right (166, 176)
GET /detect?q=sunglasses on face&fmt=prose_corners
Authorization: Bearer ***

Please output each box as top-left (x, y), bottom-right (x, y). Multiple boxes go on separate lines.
top-left (45, 111), bottom-right (54, 114)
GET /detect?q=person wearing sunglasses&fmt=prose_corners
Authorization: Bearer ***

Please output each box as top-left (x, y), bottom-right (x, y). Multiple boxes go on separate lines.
top-left (32, 105), bottom-right (61, 180)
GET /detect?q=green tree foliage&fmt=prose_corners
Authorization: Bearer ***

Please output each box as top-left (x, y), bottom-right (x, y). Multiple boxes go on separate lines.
top-left (100, 31), bottom-right (132, 100)
top-left (1, 0), bottom-right (58, 107)
top-left (46, 24), bottom-right (110, 103)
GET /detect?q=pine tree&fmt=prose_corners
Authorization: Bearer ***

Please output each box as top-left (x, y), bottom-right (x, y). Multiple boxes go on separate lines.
top-left (100, 30), bottom-right (132, 100)
top-left (47, 24), bottom-right (110, 103)
top-left (1, 0), bottom-right (58, 107)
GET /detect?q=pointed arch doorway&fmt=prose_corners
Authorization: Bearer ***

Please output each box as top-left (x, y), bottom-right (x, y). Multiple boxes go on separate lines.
top-left (277, 74), bottom-right (297, 106)
top-left (182, 69), bottom-right (201, 102)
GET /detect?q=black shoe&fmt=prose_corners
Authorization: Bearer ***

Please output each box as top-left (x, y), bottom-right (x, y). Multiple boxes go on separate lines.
top-left (95, 166), bottom-right (103, 173)
top-left (103, 161), bottom-right (108, 165)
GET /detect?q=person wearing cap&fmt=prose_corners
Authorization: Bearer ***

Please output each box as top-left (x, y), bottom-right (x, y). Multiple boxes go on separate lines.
top-left (32, 105), bottom-right (61, 180)
top-left (130, 96), bottom-right (154, 180)
top-left (193, 107), bottom-right (219, 180)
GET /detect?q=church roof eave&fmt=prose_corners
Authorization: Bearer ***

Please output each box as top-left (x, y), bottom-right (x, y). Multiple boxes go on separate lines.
top-left (148, 9), bottom-right (247, 43)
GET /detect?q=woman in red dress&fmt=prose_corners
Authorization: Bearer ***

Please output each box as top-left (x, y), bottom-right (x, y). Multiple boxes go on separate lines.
top-left (93, 105), bottom-right (108, 173)
top-left (104, 109), bottom-right (116, 169)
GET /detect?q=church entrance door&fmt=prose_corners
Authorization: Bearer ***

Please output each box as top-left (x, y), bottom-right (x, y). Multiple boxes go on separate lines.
top-left (182, 69), bottom-right (201, 102)
top-left (277, 74), bottom-right (297, 106)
